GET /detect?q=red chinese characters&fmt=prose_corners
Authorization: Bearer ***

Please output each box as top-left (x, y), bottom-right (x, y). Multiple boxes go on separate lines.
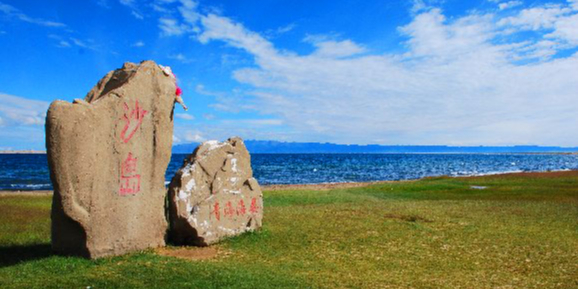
top-left (212, 202), bottom-right (221, 221)
top-left (236, 199), bottom-right (246, 216)
top-left (250, 197), bottom-right (260, 214)
top-left (120, 100), bottom-right (148, 144)
top-left (211, 198), bottom-right (259, 221)
top-left (224, 201), bottom-right (235, 219)
top-left (119, 153), bottom-right (141, 195)
top-left (118, 100), bottom-right (148, 196)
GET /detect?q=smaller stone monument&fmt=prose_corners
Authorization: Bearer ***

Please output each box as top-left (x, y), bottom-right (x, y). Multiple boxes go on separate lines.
top-left (46, 61), bottom-right (176, 258)
top-left (168, 137), bottom-right (263, 246)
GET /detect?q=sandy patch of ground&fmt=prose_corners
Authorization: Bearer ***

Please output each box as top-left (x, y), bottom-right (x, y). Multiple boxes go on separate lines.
top-left (0, 190), bottom-right (52, 196)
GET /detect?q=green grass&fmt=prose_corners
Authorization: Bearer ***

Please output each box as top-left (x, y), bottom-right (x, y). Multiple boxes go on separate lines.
top-left (1, 171), bottom-right (577, 288)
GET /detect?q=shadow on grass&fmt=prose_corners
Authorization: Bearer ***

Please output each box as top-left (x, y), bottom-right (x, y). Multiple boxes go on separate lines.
top-left (0, 243), bottom-right (52, 268)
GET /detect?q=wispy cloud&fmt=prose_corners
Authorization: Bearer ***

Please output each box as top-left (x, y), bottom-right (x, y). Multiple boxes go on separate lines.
top-left (131, 10), bottom-right (144, 19)
top-left (155, 0), bottom-right (200, 36)
top-left (168, 53), bottom-right (193, 63)
top-left (165, 0), bottom-right (578, 146)
top-left (276, 23), bottom-right (295, 34)
top-left (221, 119), bottom-right (284, 126)
top-left (57, 40), bottom-right (71, 48)
top-left (0, 1), bottom-right (66, 27)
top-left (264, 23), bottom-right (296, 38)
top-left (71, 38), bottom-right (97, 50)
top-left (195, 84), bottom-right (254, 113)
top-left (495, 3), bottom-right (578, 57)
top-left (0, 93), bottom-right (51, 149)
top-left (498, 1), bottom-right (522, 10)
top-left (159, 17), bottom-right (188, 36)
top-left (175, 113), bottom-right (195, 120)
top-left (183, 130), bottom-right (205, 142)
top-left (0, 93), bottom-right (49, 126)
top-left (202, 113), bottom-right (216, 120)
top-left (305, 35), bottom-right (367, 58)
top-left (96, 0), bottom-right (110, 9)
top-left (49, 34), bottom-right (98, 50)
top-left (132, 40), bottom-right (145, 47)
top-left (119, 0), bottom-right (144, 20)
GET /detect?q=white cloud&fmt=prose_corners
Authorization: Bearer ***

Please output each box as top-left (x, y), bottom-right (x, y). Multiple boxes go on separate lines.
top-left (132, 40), bottom-right (145, 47)
top-left (152, 3), bottom-right (170, 13)
top-left (155, 0), bottom-right (199, 36)
top-left (221, 119), bottom-right (284, 126)
top-left (174, 121), bottom-right (292, 145)
top-left (168, 53), bottom-right (193, 63)
top-left (48, 34), bottom-right (97, 50)
top-left (178, 0), bottom-right (199, 24)
top-left (71, 38), bottom-right (98, 50)
top-left (175, 113), bottom-right (195, 120)
top-left (547, 13), bottom-right (578, 45)
top-left (96, 0), bottom-right (109, 9)
top-left (58, 40), bottom-right (71, 48)
top-left (0, 93), bottom-right (49, 126)
top-left (495, 3), bottom-right (578, 57)
top-left (119, 0), bottom-right (144, 20)
top-left (198, 14), bottom-right (277, 58)
top-left (195, 84), bottom-right (254, 113)
top-left (305, 37), bottom-right (367, 58)
top-left (159, 17), bottom-right (188, 36)
top-left (0, 2), bottom-right (66, 27)
top-left (498, 5), bottom-right (572, 31)
top-left (276, 23), bottom-right (295, 34)
top-left (131, 10), bottom-right (144, 19)
top-left (499, 1), bottom-right (522, 10)
top-left (202, 113), bottom-right (216, 120)
top-left (571, 0), bottom-right (578, 10)
top-left (165, 1), bottom-right (578, 146)
top-left (264, 23), bottom-right (296, 37)
top-left (183, 131), bottom-right (205, 142)
top-left (411, 0), bottom-right (428, 14)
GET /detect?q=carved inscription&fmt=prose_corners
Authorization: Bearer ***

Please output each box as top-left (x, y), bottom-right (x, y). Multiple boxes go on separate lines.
top-left (119, 153), bottom-right (141, 195)
top-left (211, 198), bottom-right (260, 221)
top-left (118, 100), bottom-right (147, 196)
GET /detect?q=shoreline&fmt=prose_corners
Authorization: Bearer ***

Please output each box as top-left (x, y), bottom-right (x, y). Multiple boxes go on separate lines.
top-left (2, 169), bottom-right (577, 195)
top-left (2, 151), bottom-right (576, 155)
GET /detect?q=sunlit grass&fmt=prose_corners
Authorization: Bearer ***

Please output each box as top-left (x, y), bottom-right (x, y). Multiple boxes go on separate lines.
top-left (1, 171), bottom-right (577, 288)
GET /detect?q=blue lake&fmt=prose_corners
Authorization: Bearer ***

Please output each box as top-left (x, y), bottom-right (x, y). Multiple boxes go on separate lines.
top-left (1, 153), bottom-right (578, 190)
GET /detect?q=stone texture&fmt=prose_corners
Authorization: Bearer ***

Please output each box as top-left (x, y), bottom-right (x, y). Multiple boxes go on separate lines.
top-left (46, 61), bottom-right (176, 258)
top-left (168, 137), bottom-right (263, 246)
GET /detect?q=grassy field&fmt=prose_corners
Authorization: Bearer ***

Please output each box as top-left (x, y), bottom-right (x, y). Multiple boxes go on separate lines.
top-left (1, 171), bottom-right (577, 288)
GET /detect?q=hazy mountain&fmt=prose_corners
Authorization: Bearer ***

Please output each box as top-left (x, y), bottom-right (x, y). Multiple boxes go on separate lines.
top-left (172, 140), bottom-right (578, 154)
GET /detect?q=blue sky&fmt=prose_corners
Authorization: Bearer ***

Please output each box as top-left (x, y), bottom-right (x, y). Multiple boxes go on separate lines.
top-left (1, 0), bottom-right (577, 150)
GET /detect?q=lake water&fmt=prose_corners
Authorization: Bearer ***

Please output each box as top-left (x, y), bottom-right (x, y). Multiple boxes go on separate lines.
top-left (1, 153), bottom-right (577, 190)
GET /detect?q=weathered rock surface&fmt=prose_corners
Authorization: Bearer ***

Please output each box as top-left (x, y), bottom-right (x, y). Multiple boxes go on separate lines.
top-left (46, 61), bottom-right (176, 258)
top-left (168, 137), bottom-right (263, 246)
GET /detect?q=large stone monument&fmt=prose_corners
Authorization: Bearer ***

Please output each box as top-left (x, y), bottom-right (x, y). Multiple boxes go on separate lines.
top-left (46, 61), bottom-right (176, 258)
top-left (168, 137), bottom-right (263, 246)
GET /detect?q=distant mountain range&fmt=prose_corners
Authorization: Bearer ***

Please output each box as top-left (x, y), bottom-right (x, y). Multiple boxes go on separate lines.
top-left (172, 140), bottom-right (578, 154)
